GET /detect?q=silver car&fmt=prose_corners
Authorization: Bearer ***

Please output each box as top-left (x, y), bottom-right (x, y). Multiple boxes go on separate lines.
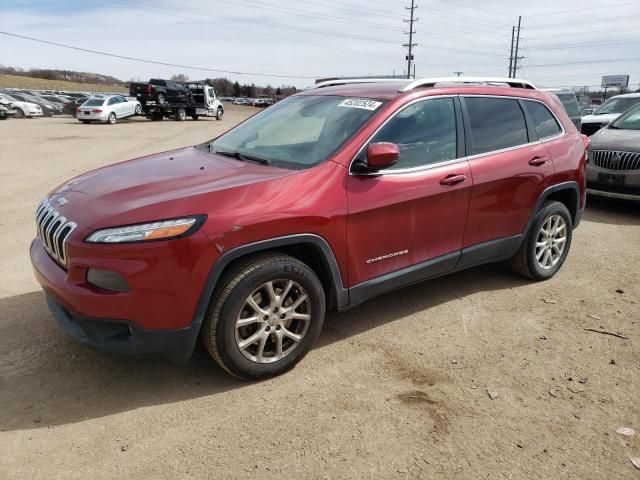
top-left (587, 102), bottom-right (640, 201)
top-left (77, 95), bottom-right (141, 124)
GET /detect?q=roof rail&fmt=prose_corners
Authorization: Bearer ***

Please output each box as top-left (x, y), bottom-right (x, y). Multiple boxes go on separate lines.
top-left (307, 78), bottom-right (407, 90)
top-left (400, 76), bottom-right (537, 92)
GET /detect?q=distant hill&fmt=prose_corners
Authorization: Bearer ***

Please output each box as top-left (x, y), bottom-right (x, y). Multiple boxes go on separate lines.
top-left (0, 73), bottom-right (127, 93)
top-left (0, 66), bottom-right (125, 87)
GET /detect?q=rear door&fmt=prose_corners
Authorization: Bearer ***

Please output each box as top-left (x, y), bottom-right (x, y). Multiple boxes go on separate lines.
top-left (346, 96), bottom-right (471, 290)
top-left (460, 96), bottom-right (556, 264)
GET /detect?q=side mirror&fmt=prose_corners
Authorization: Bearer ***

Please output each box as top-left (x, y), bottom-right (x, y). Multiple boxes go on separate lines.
top-left (365, 142), bottom-right (399, 171)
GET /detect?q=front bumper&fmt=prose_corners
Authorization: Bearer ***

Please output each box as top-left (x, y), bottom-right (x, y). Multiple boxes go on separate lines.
top-left (44, 294), bottom-right (199, 362)
top-left (586, 163), bottom-right (640, 200)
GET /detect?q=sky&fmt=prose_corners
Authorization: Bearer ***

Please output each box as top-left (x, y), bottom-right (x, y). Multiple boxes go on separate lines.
top-left (0, 0), bottom-right (639, 90)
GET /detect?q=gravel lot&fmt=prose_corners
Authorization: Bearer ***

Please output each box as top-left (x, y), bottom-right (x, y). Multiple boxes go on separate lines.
top-left (1, 110), bottom-right (639, 479)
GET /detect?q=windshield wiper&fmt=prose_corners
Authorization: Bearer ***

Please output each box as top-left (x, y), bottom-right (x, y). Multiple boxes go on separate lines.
top-left (214, 149), bottom-right (271, 165)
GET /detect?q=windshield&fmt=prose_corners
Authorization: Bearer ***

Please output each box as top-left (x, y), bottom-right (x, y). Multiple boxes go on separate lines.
top-left (611, 103), bottom-right (640, 130)
top-left (83, 98), bottom-right (105, 107)
top-left (594, 97), bottom-right (640, 115)
top-left (208, 95), bottom-right (385, 169)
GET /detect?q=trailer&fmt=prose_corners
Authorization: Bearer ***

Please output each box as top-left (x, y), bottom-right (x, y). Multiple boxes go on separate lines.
top-left (132, 81), bottom-right (224, 121)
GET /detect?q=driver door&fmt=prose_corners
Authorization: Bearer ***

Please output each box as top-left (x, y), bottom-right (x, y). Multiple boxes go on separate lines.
top-left (346, 96), bottom-right (472, 293)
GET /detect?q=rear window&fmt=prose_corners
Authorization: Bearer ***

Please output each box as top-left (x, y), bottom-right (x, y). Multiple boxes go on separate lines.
top-left (464, 97), bottom-right (529, 155)
top-left (524, 101), bottom-right (562, 139)
top-left (556, 93), bottom-right (580, 117)
top-left (83, 98), bottom-right (105, 106)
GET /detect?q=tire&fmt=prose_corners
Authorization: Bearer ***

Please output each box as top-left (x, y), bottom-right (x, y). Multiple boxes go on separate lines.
top-left (13, 108), bottom-right (25, 119)
top-left (174, 108), bottom-right (186, 121)
top-left (202, 253), bottom-right (326, 380)
top-left (81, 120), bottom-right (90, 124)
top-left (107, 112), bottom-right (117, 124)
top-left (509, 200), bottom-right (573, 281)
top-left (135, 104), bottom-right (142, 115)
top-left (157, 93), bottom-right (166, 104)
top-left (191, 115), bottom-right (199, 120)
top-left (151, 113), bottom-right (163, 121)
top-left (215, 107), bottom-right (223, 121)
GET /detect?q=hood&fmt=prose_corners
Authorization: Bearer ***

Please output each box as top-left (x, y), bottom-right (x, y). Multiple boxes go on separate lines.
top-left (12, 101), bottom-right (41, 110)
top-left (581, 113), bottom-right (620, 125)
top-left (589, 127), bottom-right (640, 153)
top-left (49, 146), bottom-right (295, 229)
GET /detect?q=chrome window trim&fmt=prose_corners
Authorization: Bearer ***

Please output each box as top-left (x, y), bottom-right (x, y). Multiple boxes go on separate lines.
top-left (349, 93), bottom-right (566, 177)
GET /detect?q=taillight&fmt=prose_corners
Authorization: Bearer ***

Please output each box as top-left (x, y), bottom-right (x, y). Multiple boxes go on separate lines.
top-left (146, 84), bottom-right (153, 94)
top-left (581, 134), bottom-right (589, 150)
top-left (92, 109), bottom-right (102, 113)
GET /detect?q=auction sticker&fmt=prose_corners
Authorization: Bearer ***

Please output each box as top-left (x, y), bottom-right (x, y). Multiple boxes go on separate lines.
top-left (338, 98), bottom-right (383, 111)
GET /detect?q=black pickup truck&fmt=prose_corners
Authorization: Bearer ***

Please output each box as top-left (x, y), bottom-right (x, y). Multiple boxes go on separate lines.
top-left (129, 79), bottom-right (192, 105)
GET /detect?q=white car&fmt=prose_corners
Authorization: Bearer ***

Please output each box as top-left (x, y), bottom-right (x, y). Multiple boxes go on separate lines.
top-left (77, 95), bottom-right (142, 124)
top-left (581, 93), bottom-right (640, 136)
top-left (0, 93), bottom-right (43, 118)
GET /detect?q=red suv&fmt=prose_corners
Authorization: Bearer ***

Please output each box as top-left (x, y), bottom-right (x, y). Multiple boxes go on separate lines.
top-left (31, 77), bottom-right (587, 379)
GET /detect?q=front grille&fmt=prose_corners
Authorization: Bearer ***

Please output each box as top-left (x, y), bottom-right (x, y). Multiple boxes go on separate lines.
top-left (35, 198), bottom-right (77, 267)
top-left (591, 150), bottom-right (640, 171)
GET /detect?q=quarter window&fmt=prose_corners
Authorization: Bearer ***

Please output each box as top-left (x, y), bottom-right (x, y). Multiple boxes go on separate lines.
top-left (464, 97), bottom-right (529, 155)
top-left (370, 97), bottom-right (457, 169)
top-left (524, 101), bottom-right (562, 139)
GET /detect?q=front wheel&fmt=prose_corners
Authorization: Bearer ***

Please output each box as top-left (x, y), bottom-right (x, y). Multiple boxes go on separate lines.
top-left (202, 254), bottom-right (326, 380)
top-left (191, 114), bottom-right (199, 120)
top-left (13, 108), bottom-right (25, 119)
top-left (215, 107), bottom-right (223, 120)
top-left (509, 200), bottom-right (573, 281)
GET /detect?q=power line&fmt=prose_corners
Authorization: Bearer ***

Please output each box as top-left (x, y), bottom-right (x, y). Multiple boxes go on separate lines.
top-left (0, 31), bottom-right (321, 79)
top-left (527, 57), bottom-right (640, 68)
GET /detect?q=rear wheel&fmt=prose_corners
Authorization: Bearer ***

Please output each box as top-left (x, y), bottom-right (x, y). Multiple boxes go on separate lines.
top-left (151, 113), bottom-right (163, 121)
top-left (157, 93), bottom-right (166, 104)
top-left (509, 200), bottom-right (572, 281)
top-left (191, 114), bottom-right (199, 120)
top-left (174, 108), bottom-right (186, 121)
top-left (135, 104), bottom-right (142, 114)
top-left (107, 112), bottom-right (117, 124)
top-left (202, 254), bottom-right (326, 380)
top-left (215, 107), bottom-right (223, 120)
top-left (81, 120), bottom-right (90, 124)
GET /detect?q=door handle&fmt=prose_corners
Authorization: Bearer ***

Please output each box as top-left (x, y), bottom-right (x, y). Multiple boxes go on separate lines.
top-left (529, 156), bottom-right (549, 166)
top-left (440, 174), bottom-right (467, 186)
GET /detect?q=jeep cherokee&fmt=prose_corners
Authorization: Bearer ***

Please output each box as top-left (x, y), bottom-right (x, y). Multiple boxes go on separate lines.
top-left (31, 77), bottom-right (587, 379)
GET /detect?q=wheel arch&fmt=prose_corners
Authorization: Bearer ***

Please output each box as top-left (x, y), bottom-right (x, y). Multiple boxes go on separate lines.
top-left (525, 181), bottom-right (581, 234)
top-left (191, 234), bottom-right (348, 342)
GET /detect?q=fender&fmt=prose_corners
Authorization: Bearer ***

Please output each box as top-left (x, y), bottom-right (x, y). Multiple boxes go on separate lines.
top-left (191, 234), bottom-right (349, 336)
top-left (524, 181), bottom-right (581, 235)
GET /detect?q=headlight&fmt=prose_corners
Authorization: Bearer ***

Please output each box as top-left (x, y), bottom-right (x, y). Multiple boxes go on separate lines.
top-left (85, 216), bottom-right (206, 244)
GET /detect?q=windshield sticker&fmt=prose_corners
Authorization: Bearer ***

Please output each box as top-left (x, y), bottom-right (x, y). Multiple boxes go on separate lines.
top-left (338, 98), bottom-right (383, 111)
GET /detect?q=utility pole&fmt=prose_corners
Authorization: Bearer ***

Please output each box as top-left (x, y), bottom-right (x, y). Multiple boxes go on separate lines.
top-left (508, 26), bottom-right (515, 78)
top-left (513, 16), bottom-right (523, 77)
top-left (454, 71), bottom-right (464, 77)
top-left (403, 0), bottom-right (418, 79)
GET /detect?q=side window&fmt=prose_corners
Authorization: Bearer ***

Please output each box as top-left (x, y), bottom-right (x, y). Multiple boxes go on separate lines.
top-left (108, 97), bottom-right (117, 105)
top-left (524, 100), bottom-right (562, 139)
top-left (370, 97), bottom-right (457, 169)
top-left (464, 97), bottom-right (529, 155)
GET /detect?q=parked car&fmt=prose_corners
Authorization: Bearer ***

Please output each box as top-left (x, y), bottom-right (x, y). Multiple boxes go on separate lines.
top-left (232, 98), bottom-right (250, 105)
top-left (15, 91), bottom-right (63, 114)
top-left (77, 95), bottom-right (141, 124)
top-left (542, 89), bottom-right (581, 131)
top-left (580, 105), bottom-right (595, 116)
top-left (31, 76), bottom-right (587, 379)
top-left (581, 93), bottom-right (640, 136)
top-left (0, 99), bottom-right (15, 119)
top-left (129, 79), bottom-right (192, 105)
top-left (0, 93), bottom-right (43, 118)
top-left (586, 101), bottom-right (640, 201)
top-left (0, 91), bottom-right (54, 116)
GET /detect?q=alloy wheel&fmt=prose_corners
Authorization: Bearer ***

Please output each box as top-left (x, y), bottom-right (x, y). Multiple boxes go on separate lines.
top-left (535, 214), bottom-right (567, 269)
top-left (235, 279), bottom-right (311, 363)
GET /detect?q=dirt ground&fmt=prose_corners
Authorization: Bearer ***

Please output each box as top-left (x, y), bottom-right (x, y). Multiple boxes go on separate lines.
top-left (1, 109), bottom-right (639, 480)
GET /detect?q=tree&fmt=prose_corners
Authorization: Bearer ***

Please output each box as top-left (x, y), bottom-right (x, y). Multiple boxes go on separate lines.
top-left (276, 86), bottom-right (282, 96)
top-left (233, 81), bottom-right (241, 97)
top-left (249, 83), bottom-right (257, 98)
top-left (170, 73), bottom-right (189, 82)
